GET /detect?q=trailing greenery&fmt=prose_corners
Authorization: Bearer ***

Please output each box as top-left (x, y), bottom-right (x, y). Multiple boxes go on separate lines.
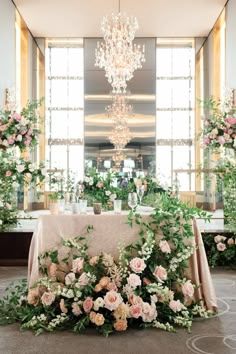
top-left (0, 194), bottom-right (213, 336)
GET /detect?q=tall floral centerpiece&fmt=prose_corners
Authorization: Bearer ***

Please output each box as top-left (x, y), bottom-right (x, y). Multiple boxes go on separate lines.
top-left (200, 89), bottom-right (236, 224)
top-left (0, 94), bottom-right (45, 231)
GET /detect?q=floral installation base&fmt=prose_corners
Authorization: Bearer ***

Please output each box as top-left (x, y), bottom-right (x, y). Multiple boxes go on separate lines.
top-left (0, 197), bottom-right (214, 336)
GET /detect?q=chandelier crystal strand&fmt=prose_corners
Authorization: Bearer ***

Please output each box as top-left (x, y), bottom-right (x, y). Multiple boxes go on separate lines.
top-left (95, 13), bottom-right (145, 93)
top-left (106, 94), bottom-right (133, 127)
top-left (109, 125), bottom-right (132, 150)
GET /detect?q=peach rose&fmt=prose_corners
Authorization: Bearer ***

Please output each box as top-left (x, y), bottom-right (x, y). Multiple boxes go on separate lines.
top-left (217, 242), bottom-right (226, 251)
top-left (182, 281), bottom-right (194, 298)
top-left (114, 319), bottom-right (128, 331)
top-left (94, 284), bottom-right (102, 292)
top-left (89, 311), bottom-right (97, 323)
top-left (5, 170), bottom-right (11, 177)
top-left (227, 238), bottom-right (234, 245)
top-left (127, 273), bottom-right (141, 288)
top-left (129, 257), bottom-right (146, 273)
top-left (27, 287), bottom-right (40, 306)
top-left (72, 302), bottom-right (82, 316)
top-left (94, 313), bottom-right (105, 326)
top-left (214, 235), bottom-right (227, 243)
top-left (41, 291), bottom-right (55, 306)
top-left (83, 297), bottom-right (93, 313)
top-left (99, 276), bottom-right (110, 288)
top-left (130, 304), bottom-right (142, 319)
top-left (89, 256), bottom-right (99, 266)
top-left (96, 181), bottom-right (103, 188)
top-left (104, 290), bottom-right (123, 311)
top-left (153, 265), bottom-right (167, 283)
top-left (60, 299), bottom-right (68, 313)
top-left (159, 240), bottom-right (171, 254)
top-left (72, 257), bottom-right (84, 273)
top-left (169, 299), bottom-right (185, 312)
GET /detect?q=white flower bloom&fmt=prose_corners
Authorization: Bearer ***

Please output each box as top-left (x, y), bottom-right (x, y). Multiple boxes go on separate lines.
top-left (93, 297), bottom-right (105, 311)
top-left (12, 182), bottom-right (19, 189)
top-left (16, 164), bottom-right (25, 173)
top-left (16, 134), bottom-right (22, 142)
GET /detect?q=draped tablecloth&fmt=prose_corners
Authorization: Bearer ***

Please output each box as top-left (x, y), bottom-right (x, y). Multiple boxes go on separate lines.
top-left (28, 213), bottom-right (217, 311)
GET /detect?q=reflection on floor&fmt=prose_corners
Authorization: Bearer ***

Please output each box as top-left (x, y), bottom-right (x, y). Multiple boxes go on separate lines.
top-left (0, 267), bottom-right (235, 354)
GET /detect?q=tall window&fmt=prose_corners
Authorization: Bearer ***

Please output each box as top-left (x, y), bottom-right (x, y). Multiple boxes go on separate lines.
top-left (45, 39), bottom-right (84, 180)
top-left (156, 39), bottom-right (195, 191)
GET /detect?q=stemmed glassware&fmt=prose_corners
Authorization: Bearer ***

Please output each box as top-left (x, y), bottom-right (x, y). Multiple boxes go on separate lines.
top-left (136, 185), bottom-right (145, 205)
top-left (128, 192), bottom-right (138, 211)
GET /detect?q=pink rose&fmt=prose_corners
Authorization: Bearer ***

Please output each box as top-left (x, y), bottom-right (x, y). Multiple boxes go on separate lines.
top-left (5, 170), bottom-right (12, 177)
top-left (72, 257), bottom-right (84, 273)
top-left (106, 282), bottom-right (118, 292)
top-left (128, 294), bottom-right (142, 305)
top-left (60, 299), bottom-right (68, 313)
top-left (127, 273), bottom-right (141, 288)
top-left (96, 181), bottom-right (103, 188)
top-left (214, 235), bottom-right (227, 243)
top-left (129, 257), bottom-right (146, 274)
top-left (141, 302), bottom-right (157, 322)
top-left (217, 136), bottom-right (225, 145)
top-left (227, 238), bottom-right (234, 245)
top-left (169, 299), bottom-right (185, 313)
top-left (83, 297), bottom-right (93, 313)
top-left (217, 242), bottom-right (226, 251)
top-left (153, 265), bottom-right (167, 283)
top-left (143, 277), bottom-right (151, 285)
top-left (78, 272), bottom-right (89, 286)
top-left (89, 256), bottom-right (99, 266)
top-left (182, 281), bottom-right (194, 298)
top-left (130, 304), bottom-right (142, 319)
top-left (41, 291), bottom-right (55, 306)
top-left (159, 240), bottom-right (171, 254)
top-left (203, 137), bottom-right (210, 145)
top-left (104, 290), bottom-right (123, 311)
top-left (8, 137), bottom-right (15, 145)
top-left (225, 117), bottom-right (236, 125)
top-left (13, 113), bottom-right (21, 122)
top-left (5, 203), bottom-right (11, 209)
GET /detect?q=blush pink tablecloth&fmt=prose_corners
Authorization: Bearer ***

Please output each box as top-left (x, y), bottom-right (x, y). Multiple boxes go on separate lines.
top-left (28, 213), bottom-right (217, 311)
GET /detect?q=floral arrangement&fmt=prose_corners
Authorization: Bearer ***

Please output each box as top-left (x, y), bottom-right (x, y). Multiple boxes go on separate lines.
top-left (203, 233), bottom-right (236, 268)
top-left (0, 99), bottom-right (42, 152)
top-left (78, 169), bottom-right (120, 209)
top-left (200, 90), bottom-right (236, 151)
top-left (0, 195), bottom-right (213, 336)
top-left (77, 169), bottom-right (167, 210)
top-left (0, 96), bottom-right (45, 231)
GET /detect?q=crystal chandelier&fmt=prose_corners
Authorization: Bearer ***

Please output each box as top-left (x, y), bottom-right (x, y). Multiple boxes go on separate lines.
top-left (109, 125), bottom-right (132, 150)
top-left (106, 94), bottom-right (133, 127)
top-left (95, 9), bottom-right (145, 93)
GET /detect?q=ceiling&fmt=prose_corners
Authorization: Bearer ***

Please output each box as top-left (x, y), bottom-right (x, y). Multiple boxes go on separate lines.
top-left (14, 0), bottom-right (227, 38)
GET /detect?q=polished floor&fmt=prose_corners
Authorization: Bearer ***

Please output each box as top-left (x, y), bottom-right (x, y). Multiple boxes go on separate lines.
top-left (0, 267), bottom-right (235, 354)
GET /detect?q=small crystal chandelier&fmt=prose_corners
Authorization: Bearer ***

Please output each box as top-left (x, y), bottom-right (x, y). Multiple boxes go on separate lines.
top-left (109, 125), bottom-right (132, 150)
top-left (106, 94), bottom-right (133, 127)
top-left (95, 2), bottom-right (145, 93)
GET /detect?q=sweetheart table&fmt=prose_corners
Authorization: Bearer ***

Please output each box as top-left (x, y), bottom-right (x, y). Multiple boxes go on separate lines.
top-left (27, 212), bottom-right (217, 311)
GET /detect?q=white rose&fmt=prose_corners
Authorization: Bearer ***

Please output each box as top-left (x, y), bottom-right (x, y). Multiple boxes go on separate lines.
top-left (109, 193), bottom-right (117, 201)
top-left (41, 168), bottom-right (47, 176)
top-left (28, 163), bottom-right (35, 172)
top-left (16, 165), bottom-right (25, 173)
top-left (105, 190), bottom-right (111, 196)
top-left (84, 176), bottom-right (90, 183)
top-left (65, 272), bottom-right (76, 285)
top-left (93, 297), bottom-right (105, 311)
top-left (16, 134), bottom-right (22, 142)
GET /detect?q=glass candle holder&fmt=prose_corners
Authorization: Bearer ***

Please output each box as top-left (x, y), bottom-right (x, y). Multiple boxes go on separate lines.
top-left (93, 202), bottom-right (102, 215)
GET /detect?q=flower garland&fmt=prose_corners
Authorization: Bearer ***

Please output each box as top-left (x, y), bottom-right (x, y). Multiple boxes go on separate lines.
top-left (200, 90), bottom-right (236, 151)
top-left (0, 195), bottom-right (213, 336)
